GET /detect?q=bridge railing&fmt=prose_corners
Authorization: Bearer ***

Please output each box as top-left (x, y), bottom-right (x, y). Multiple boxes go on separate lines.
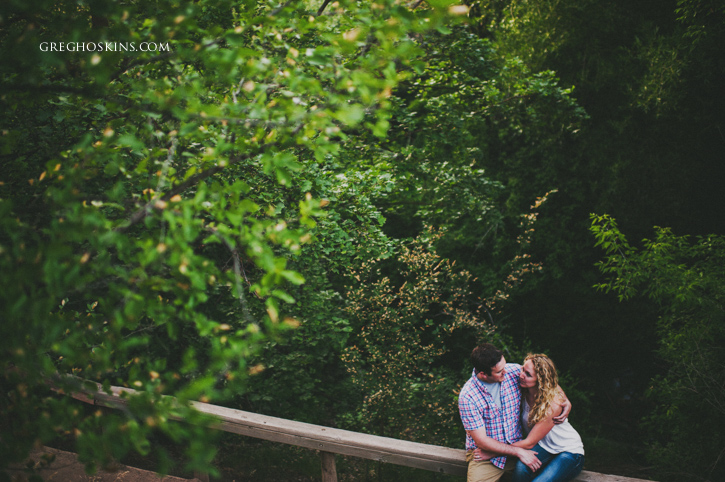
top-left (65, 382), bottom-right (652, 482)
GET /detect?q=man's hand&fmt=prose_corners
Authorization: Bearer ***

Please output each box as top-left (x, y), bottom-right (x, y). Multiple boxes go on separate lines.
top-left (516, 447), bottom-right (542, 471)
top-left (553, 387), bottom-right (572, 424)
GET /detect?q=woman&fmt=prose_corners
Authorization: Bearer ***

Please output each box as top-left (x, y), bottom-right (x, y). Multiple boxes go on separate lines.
top-left (510, 353), bottom-right (585, 482)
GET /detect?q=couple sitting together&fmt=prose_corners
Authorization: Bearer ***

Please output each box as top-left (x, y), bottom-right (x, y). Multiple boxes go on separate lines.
top-left (458, 344), bottom-right (585, 482)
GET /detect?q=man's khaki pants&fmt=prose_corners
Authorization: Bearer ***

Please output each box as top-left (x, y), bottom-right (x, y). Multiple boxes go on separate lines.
top-left (466, 451), bottom-right (516, 482)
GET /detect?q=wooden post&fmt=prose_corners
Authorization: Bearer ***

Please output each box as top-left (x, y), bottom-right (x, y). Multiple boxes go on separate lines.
top-left (320, 451), bottom-right (338, 482)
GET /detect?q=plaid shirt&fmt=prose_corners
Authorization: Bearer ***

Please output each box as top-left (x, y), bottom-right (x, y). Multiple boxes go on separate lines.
top-left (458, 364), bottom-right (523, 469)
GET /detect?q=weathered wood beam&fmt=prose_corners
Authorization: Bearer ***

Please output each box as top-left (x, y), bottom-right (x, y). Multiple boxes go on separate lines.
top-left (89, 386), bottom-right (467, 475)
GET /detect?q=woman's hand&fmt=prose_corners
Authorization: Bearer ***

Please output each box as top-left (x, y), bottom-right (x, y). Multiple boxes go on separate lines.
top-left (473, 448), bottom-right (496, 461)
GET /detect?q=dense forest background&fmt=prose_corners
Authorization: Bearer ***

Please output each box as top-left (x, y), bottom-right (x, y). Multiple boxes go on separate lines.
top-left (1, 1), bottom-right (723, 481)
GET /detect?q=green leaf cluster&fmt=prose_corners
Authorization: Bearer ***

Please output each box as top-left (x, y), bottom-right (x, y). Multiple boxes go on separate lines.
top-left (341, 228), bottom-right (493, 445)
top-left (0, 0), bottom-right (466, 475)
top-left (591, 214), bottom-right (725, 481)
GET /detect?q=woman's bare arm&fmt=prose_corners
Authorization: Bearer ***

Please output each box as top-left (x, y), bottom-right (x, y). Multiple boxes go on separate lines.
top-left (512, 401), bottom-right (561, 449)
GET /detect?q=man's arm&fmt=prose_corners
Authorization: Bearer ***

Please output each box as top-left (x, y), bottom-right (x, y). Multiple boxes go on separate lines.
top-left (467, 428), bottom-right (542, 472)
top-left (552, 385), bottom-right (571, 424)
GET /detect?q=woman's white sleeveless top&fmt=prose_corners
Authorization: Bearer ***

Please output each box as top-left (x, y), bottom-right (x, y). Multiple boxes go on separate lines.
top-left (521, 399), bottom-right (585, 455)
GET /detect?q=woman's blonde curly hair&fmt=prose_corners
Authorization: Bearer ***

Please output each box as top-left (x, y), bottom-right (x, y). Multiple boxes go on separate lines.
top-left (524, 353), bottom-right (562, 426)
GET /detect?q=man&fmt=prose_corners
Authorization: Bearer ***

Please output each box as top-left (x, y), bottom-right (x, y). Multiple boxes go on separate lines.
top-left (458, 344), bottom-right (571, 482)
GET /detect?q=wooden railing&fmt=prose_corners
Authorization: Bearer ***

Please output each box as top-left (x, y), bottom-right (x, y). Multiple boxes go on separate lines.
top-left (67, 383), bottom-right (653, 482)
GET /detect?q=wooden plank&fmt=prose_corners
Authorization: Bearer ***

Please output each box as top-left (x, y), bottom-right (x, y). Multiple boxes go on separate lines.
top-left (574, 471), bottom-right (653, 482)
top-left (191, 401), bottom-right (466, 462)
top-left (11, 446), bottom-right (199, 482)
top-left (209, 416), bottom-right (467, 475)
top-left (189, 400), bottom-right (468, 475)
top-left (90, 388), bottom-right (466, 475)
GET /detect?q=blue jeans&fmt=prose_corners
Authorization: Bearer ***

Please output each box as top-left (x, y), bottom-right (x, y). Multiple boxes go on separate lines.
top-left (511, 444), bottom-right (584, 482)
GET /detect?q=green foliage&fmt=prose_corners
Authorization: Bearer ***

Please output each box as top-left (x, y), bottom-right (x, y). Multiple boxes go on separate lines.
top-left (330, 26), bottom-right (586, 297)
top-left (342, 228), bottom-right (491, 445)
top-left (591, 214), bottom-right (725, 481)
top-left (239, 162), bottom-right (397, 423)
top-left (210, 20), bottom-right (571, 442)
top-left (0, 0), bottom-right (466, 475)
